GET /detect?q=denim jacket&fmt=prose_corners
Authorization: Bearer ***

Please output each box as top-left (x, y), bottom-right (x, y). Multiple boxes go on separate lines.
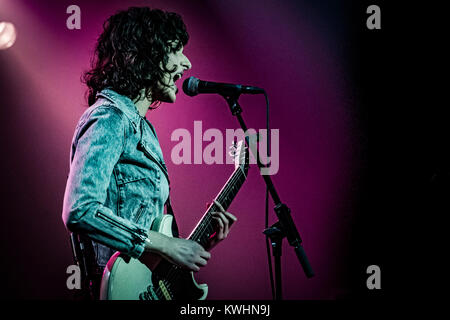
top-left (62, 88), bottom-right (170, 267)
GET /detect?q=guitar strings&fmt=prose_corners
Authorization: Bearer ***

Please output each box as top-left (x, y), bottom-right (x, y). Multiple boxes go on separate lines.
top-left (190, 168), bottom-right (244, 243)
top-left (152, 169), bottom-right (244, 298)
top-left (188, 148), bottom-right (248, 245)
top-left (151, 168), bottom-right (246, 299)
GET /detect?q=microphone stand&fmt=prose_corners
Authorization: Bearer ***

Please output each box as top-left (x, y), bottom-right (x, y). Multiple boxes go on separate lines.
top-left (221, 94), bottom-right (315, 300)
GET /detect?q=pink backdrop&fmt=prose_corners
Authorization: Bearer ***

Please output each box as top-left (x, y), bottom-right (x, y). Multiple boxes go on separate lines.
top-left (0, 0), bottom-right (364, 299)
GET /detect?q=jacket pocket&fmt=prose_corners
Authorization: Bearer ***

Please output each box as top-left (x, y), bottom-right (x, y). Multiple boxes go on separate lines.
top-left (138, 141), bottom-right (170, 185)
top-left (133, 202), bottom-right (147, 224)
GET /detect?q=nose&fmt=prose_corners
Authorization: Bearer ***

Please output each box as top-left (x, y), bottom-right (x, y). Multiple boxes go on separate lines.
top-left (181, 54), bottom-right (192, 71)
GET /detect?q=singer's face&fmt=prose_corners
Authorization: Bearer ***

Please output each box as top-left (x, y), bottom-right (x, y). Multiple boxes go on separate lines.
top-left (154, 41), bottom-right (192, 103)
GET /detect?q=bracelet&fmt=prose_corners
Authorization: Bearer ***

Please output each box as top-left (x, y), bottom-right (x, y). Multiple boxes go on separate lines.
top-left (144, 237), bottom-right (152, 248)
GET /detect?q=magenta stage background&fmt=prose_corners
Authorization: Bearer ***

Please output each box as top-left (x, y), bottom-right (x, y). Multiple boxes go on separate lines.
top-left (0, 0), bottom-right (368, 299)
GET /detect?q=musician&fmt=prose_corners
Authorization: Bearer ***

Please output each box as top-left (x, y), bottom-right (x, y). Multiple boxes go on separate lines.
top-left (62, 7), bottom-right (236, 299)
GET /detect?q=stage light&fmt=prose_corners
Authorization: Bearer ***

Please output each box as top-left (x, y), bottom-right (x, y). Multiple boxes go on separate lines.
top-left (0, 21), bottom-right (17, 50)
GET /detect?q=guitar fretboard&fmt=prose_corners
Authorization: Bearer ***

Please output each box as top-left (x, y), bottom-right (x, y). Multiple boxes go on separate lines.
top-left (188, 167), bottom-right (246, 248)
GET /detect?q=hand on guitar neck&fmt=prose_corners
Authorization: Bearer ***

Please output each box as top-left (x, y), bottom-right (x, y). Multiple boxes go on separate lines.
top-left (142, 200), bottom-right (237, 272)
top-left (206, 200), bottom-right (237, 250)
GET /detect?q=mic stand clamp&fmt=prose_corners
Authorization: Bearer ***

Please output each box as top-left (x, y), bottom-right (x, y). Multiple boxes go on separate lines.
top-left (223, 94), bottom-right (242, 116)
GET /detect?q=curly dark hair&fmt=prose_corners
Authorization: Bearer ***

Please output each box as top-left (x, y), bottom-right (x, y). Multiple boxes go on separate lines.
top-left (83, 7), bottom-right (189, 106)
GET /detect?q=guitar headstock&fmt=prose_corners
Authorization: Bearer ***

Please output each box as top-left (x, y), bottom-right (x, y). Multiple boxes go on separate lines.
top-left (229, 139), bottom-right (249, 175)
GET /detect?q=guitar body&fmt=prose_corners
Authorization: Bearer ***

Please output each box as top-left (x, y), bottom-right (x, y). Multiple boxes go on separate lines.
top-left (100, 214), bottom-right (208, 300)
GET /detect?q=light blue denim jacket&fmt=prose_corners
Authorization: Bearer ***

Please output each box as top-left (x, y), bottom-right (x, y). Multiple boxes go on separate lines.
top-left (62, 88), bottom-right (170, 267)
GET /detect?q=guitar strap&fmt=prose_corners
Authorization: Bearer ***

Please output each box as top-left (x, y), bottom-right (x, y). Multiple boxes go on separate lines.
top-left (144, 117), bottom-right (180, 238)
top-left (165, 194), bottom-right (180, 238)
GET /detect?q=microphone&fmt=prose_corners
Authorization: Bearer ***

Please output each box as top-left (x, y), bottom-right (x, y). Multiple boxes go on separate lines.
top-left (183, 76), bottom-right (265, 97)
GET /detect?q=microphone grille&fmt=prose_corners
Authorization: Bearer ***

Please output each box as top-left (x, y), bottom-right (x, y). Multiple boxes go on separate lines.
top-left (182, 76), bottom-right (199, 97)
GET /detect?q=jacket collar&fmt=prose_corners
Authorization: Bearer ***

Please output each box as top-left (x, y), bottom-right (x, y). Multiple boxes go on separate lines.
top-left (96, 88), bottom-right (142, 131)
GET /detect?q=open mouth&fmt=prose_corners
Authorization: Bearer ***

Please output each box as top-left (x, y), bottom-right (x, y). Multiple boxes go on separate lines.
top-left (173, 72), bottom-right (183, 83)
top-left (171, 73), bottom-right (183, 94)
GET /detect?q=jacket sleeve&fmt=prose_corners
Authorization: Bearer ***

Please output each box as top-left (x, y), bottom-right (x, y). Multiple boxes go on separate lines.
top-left (62, 106), bottom-right (146, 259)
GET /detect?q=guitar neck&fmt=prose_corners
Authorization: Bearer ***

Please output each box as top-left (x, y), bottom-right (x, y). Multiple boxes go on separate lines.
top-left (188, 168), bottom-right (246, 248)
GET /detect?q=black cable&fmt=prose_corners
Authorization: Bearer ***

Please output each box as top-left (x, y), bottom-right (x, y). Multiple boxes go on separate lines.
top-left (263, 91), bottom-right (275, 300)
